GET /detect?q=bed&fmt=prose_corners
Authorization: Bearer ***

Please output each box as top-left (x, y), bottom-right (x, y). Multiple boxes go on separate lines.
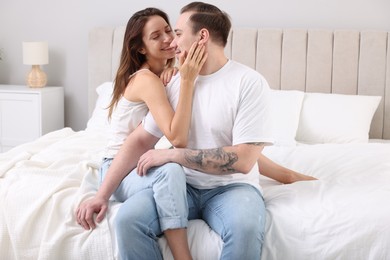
top-left (1, 27), bottom-right (390, 260)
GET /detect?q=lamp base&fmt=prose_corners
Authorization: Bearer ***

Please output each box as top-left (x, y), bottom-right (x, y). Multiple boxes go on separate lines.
top-left (26, 65), bottom-right (47, 88)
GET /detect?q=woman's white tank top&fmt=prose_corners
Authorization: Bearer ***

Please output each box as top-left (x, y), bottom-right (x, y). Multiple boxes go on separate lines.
top-left (104, 69), bottom-right (149, 158)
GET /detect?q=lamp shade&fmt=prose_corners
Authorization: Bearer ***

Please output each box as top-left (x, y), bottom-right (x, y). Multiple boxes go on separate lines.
top-left (23, 41), bottom-right (49, 65)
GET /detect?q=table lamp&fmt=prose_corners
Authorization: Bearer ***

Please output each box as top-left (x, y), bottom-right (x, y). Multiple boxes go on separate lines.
top-left (23, 41), bottom-right (49, 88)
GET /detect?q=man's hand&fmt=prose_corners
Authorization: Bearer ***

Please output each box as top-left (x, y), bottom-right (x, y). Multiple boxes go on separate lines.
top-left (76, 196), bottom-right (108, 230)
top-left (137, 149), bottom-right (173, 176)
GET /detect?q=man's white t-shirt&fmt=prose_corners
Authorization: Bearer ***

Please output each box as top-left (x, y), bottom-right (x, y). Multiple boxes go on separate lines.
top-left (143, 60), bottom-right (273, 193)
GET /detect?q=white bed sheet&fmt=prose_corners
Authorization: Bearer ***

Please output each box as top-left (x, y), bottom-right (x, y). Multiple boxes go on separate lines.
top-left (1, 128), bottom-right (390, 259)
top-left (261, 143), bottom-right (390, 260)
top-left (0, 128), bottom-right (114, 260)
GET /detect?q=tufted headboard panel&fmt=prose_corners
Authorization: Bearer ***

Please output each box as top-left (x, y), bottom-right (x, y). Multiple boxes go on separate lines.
top-left (88, 27), bottom-right (390, 139)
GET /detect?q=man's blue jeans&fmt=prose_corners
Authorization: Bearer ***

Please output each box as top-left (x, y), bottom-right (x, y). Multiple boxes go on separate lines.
top-left (109, 158), bottom-right (266, 260)
top-left (187, 183), bottom-right (266, 260)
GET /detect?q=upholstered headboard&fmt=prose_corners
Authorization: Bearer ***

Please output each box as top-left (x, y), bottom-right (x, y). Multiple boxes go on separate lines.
top-left (88, 27), bottom-right (390, 139)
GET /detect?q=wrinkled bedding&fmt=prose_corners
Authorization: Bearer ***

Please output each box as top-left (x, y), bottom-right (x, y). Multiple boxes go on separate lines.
top-left (1, 128), bottom-right (390, 259)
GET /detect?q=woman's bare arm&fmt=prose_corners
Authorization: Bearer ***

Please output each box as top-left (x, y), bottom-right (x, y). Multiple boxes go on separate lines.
top-left (257, 153), bottom-right (317, 184)
top-left (135, 42), bottom-right (207, 147)
top-left (76, 126), bottom-right (159, 230)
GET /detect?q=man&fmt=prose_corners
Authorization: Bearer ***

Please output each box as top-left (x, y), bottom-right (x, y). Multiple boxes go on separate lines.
top-left (120, 2), bottom-right (274, 259)
top-left (79, 2), bottom-right (273, 259)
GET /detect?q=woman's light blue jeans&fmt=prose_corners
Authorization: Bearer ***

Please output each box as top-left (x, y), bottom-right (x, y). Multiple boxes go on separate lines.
top-left (106, 156), bottom-right (266, 260)
top-left (100, 159), bottom-right (189, 260)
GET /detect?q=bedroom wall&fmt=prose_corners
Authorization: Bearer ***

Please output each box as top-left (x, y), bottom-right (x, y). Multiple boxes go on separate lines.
top-left (0, 0), bottom-right (389, 131)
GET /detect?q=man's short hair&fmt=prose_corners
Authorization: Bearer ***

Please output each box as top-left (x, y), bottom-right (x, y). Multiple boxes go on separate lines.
top-left (181, 2), bottom-right (231, 47)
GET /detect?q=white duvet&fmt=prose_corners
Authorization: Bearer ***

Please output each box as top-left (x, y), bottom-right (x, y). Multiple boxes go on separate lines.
top-left (1, 128), bottom-right (390, 260)
top-left (261, 143), bottom-right (390, 260)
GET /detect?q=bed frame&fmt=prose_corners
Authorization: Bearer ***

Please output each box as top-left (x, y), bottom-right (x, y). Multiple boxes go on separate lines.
top-left (88, 27), bottom-right (390, 140)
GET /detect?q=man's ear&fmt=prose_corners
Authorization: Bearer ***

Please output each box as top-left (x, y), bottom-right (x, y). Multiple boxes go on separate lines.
top-left (198, 29), bottom-right (209, 44)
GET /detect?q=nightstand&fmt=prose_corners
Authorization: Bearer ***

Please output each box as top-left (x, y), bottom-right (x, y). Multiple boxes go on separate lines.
top-left (0, 85), bottom-right (64, 152)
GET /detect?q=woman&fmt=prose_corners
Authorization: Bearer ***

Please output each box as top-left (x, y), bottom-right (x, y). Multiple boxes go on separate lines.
top-left (76, 8), bottom-right (205, 260)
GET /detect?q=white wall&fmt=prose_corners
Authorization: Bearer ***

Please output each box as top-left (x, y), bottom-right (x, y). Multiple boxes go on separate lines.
top-left (0, 0), bottom-right (389, 130)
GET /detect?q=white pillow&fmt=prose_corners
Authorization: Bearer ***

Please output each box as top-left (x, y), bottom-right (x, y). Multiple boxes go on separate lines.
top-left (85, 82), bottom-right (113, 133)
top-left (269, 90), bottom-right (305, 146)
top-left (296, 92), bottom-right (381, 144)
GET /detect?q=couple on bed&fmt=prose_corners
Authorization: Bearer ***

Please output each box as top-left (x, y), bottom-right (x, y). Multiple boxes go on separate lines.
top-left (76, 2), bottom-right (315, 259)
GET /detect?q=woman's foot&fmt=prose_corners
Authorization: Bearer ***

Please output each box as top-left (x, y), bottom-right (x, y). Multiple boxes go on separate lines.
top-left (288, 171), bottom-right (317, 184)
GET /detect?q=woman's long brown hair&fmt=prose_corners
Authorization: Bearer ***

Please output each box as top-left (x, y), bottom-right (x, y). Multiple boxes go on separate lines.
top-left (107, 8), bottom-right (174, 118)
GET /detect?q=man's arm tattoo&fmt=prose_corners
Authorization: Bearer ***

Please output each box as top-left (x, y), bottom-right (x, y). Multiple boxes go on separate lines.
top-left (184, 148), bottom-right (238, 174)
